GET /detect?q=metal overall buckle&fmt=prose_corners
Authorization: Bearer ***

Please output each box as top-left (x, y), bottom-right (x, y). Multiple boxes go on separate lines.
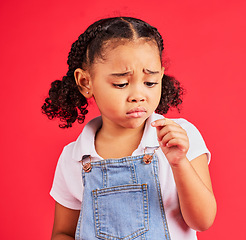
top-left (143, 147), bottom-right (160, 164)
top-left (81, 155), bottom-right (92, 172)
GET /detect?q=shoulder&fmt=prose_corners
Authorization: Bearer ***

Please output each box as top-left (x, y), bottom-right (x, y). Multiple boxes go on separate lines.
top-left (56, 141), bottom-right (81, 178)
top-left (50, 116), bottom-right (102, 210)
top-left (61, 141), bottom-right (76, 157)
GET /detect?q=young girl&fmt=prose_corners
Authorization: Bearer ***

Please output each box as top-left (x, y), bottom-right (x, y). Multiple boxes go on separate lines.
top-left (42, 17), bottom-right (216, 240)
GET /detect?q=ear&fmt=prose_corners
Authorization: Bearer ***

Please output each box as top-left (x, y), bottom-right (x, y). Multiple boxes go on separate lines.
top-left (74, 68), bottom-right (93, 99)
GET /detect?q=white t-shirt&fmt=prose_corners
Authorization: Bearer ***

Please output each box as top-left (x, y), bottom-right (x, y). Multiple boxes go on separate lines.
top-left (50, 113), bottom-right (210, 240)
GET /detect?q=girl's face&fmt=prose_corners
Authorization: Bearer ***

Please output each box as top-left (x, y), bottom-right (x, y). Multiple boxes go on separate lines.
top-left (84, 39), bottom-right (164, 130)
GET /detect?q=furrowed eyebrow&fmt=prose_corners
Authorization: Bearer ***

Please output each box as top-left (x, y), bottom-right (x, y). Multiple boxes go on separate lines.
top-left (144, 69), bottom-right (160, 74)
top-left (110, 71), bottom-right (133, 77)
top-left (109, 69), bottom-right (159, 77)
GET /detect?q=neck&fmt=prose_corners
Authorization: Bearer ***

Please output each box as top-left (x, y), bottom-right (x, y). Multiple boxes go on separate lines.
top-left (96, 119), bottom-right (146, 141)
top-left (94, 118), bottom-right (146, 159)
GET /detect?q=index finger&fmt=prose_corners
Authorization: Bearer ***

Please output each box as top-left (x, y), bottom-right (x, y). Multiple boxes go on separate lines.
top-left (151, 117), bottom-right (178, 127)
top-left (151, 118), bottom-right (166, 127)
top-left (151, 118), bottom-right (180, 129)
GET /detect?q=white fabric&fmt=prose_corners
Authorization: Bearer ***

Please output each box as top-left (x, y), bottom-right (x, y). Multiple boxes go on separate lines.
top-left (50, 113), bottom-right (210, 240)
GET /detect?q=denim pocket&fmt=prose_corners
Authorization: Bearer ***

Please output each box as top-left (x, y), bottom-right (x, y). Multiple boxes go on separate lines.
top-left (92, 184), bottom-right (149, 240)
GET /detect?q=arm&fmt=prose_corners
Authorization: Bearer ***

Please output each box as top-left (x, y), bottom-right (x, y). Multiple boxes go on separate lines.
top-left (51, 202), bottom-right (80, 240)
top-left (171, 154), bottom-right (217, 231)
top-left (152, 119), bottom-right (217, 231)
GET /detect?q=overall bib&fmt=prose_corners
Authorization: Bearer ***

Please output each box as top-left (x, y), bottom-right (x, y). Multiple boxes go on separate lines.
top-left (75, 153), bottom-right (171, 240)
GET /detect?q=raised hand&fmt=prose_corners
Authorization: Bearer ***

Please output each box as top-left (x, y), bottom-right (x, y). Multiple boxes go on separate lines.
top-left (151, 118), bottom-right (189, 167)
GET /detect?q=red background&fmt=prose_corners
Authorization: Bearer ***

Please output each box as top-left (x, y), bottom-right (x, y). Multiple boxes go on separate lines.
top-left (0, 0), bottom-right (245, 239)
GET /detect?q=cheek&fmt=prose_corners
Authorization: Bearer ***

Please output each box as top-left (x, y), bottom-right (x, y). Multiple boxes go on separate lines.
top-left (93, 91), bottom-right (123, 111)
top-left (150, 87), bottom-right (162, 109)
top-left (150, 85), bottom-right (162, 100)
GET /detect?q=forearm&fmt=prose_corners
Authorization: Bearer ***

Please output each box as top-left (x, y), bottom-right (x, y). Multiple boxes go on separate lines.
top-left (171, 157), bottom-right (217, 231)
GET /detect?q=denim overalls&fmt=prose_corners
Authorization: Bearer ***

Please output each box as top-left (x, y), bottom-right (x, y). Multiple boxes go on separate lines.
top-left (75, 153), bottom-right (171, 240)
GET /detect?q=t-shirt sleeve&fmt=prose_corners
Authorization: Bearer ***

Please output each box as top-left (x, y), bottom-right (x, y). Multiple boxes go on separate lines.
top-left (50, 145), bottom-right (83, 210)
top-left (174, 118), bottom-right (211, 163)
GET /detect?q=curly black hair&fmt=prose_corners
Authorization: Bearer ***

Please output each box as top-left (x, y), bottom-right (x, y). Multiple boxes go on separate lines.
top-left (42, 17), bottom-right (184, 128)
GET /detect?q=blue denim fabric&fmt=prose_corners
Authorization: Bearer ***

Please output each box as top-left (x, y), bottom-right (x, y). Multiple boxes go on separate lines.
top-left (75, 154), bottom-right (171, 240)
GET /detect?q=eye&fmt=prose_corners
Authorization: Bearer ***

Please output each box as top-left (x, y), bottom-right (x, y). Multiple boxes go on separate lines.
top-left (144, 82), bottom-right (158, 87)
top-left (113, 83), bottom-right (128, 88)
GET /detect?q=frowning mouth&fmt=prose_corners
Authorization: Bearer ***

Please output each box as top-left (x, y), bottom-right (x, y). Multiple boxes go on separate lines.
top-left (126, 107), bottom-right (147, 118)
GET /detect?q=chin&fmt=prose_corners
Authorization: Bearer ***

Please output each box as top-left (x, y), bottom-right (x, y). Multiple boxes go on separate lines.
top-left (124, 118), bottom-right (147, 129)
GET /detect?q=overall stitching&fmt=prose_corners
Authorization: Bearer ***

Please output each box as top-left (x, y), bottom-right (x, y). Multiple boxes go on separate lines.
top-left (130, 162), bottom-right (137, 184)
top-left (75, 168), bottom-right (86, 240)
top-left (102, 165), bottom-right (107, 188)
top-left (93, 184), bottom-right (149, 240)
top-left (153, 157), bottom-right (171, 240)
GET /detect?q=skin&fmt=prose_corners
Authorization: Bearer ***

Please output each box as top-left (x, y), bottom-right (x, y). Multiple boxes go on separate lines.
top-left (51, 39), bottom-right (216, 239)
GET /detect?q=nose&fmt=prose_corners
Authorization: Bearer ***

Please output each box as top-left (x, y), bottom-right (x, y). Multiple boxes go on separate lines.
top-left (128, 96), bottom-right (146, 102)
top-left (128, 88), bottom-right (146, 103)
top-left (127, 74), bottom-right (147, 102)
